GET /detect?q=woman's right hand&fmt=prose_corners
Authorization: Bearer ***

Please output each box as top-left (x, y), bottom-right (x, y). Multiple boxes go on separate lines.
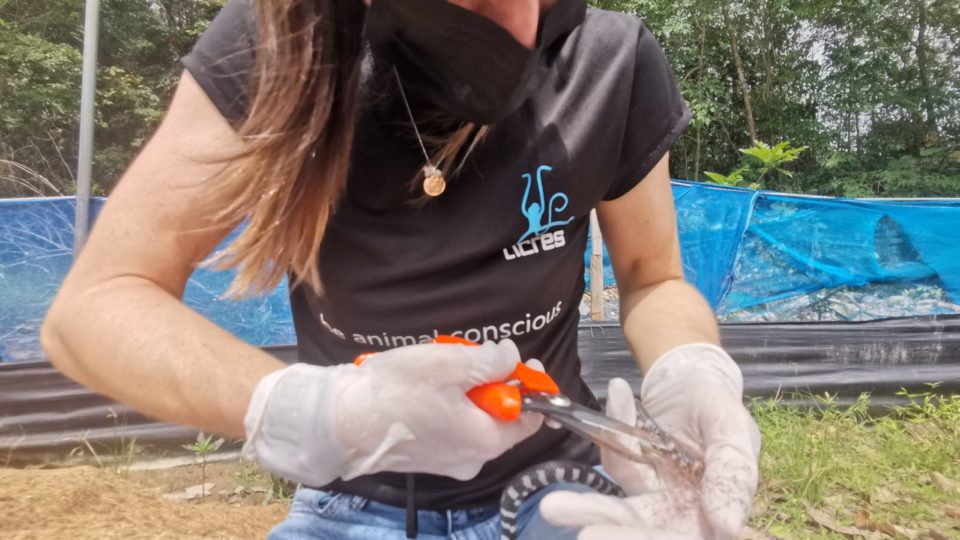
top-left (242, 339), bottom-right (544, 487)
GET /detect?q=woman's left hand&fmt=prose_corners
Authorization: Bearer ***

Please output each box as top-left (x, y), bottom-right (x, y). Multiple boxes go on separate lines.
top-left (540, 344), bottom-right (761, 540)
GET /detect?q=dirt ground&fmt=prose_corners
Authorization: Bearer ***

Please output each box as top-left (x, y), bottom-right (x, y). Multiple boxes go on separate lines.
top-left (3, 458), bottom-right (958, 539)
top-left (0, 462), bottom-right (290, 540)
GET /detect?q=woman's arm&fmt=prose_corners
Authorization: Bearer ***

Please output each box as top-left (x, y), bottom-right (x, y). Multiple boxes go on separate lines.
top-left (41, 71), bottom-right (286, 438)
top-left (596, 153), bottom-right (719, 374)
top-left (542, 154), bottom-right (759, 539)
top-left (43, 70), bottom-right (544, 487)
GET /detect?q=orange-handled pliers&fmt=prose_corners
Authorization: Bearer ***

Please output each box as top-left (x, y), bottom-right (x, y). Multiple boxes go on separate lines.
top-left (353, 335), bottom-right (558, 421)
top-left (354, 335), bottom-right (704, 484)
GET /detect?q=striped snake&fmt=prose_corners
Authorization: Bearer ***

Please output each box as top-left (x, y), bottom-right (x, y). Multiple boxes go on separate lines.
top-left (498, 460), bottom-right (625, 540)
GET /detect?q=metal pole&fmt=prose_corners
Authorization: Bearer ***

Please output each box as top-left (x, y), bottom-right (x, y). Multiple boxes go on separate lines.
top-left (589, 210), bottom-right (604, 321)
top-left (74, 0), bottom-right (101, 258)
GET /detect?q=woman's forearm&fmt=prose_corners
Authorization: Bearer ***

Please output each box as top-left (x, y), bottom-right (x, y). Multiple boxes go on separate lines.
top-left (42, 276), bottom-right (286, 438)
top-left (619, 278), bottom-right (720, 374)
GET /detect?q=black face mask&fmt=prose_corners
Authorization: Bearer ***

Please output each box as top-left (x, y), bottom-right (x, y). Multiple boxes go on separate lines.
top-left (366, 0), bottom-right (586, 125)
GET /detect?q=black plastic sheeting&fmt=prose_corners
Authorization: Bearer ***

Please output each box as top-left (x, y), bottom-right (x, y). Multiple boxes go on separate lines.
top-left (3, 316), bottom-right (959, 464)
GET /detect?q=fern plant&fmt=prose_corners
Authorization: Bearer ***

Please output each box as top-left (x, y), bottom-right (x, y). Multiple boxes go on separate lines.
top-left (705, 140), bottom-right (808, 190)
top-left (740, 141), bottom-right (808, 184)
top-left (704, 167), bottom-right (751, 187)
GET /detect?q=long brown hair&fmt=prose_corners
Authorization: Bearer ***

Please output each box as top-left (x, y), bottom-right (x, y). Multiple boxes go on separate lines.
top-left (205, 0), bottom-right (484, 298)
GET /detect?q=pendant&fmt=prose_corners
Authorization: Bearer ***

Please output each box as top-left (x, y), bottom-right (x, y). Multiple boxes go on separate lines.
top-left (422, 165), bottom-right (446, 197)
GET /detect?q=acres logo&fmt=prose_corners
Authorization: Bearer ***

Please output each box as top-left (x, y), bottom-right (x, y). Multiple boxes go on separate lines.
top-left (503, 165), bottom-right (574, 261)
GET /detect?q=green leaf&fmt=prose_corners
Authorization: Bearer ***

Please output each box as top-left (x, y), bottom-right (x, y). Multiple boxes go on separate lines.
top-left (704, 171), bottom-right (727, 183)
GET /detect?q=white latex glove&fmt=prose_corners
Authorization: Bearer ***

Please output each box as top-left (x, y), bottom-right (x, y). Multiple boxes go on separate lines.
top-left (242, 339), bottom-right (543, 487)
top-left (541, 344), bottom-right (761, 540)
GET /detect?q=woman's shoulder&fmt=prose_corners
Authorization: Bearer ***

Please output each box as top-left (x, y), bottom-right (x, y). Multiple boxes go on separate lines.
top-left (579, 8), bottom-right (650, 48)
top-left (583, 7), bottom-right (646, 31)
top-left (553, 8), bottom-right (660, 78)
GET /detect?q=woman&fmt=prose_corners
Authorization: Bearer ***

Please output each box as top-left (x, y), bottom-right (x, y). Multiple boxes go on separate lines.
top-left (42, 0), bottom-right (760, 538)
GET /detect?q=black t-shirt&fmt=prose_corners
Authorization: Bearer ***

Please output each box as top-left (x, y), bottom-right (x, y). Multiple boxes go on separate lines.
top-left (184, 0), bottom-right (690, 510)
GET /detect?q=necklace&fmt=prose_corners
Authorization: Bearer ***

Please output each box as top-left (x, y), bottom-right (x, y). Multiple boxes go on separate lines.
top-left (393, 67), bottom-right (447, 197)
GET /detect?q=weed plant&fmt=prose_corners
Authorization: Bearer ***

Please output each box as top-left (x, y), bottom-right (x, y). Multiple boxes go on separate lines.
top-left (751, 387), bottom-right (960, 537)
top-left (65, 409), bottom-right (141, 476)
top-left (183, 432), bottom-right (224, 502)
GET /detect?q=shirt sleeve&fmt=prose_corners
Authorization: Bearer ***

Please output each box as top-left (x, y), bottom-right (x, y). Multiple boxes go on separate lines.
top-left (181, 0), bottom-right (257, 126)
top-left (604, 22), bottom-right (691, 201)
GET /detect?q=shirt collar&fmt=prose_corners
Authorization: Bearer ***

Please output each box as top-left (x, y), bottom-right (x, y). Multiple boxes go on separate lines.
top-left (537, 0), bottom-right (587, 49)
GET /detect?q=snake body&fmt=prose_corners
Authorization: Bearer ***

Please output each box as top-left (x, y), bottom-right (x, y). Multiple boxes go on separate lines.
top-left (498, 460), bottom-right (625, 540)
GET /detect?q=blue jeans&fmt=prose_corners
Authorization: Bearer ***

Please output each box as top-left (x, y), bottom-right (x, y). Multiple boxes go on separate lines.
top-left (267, 482), bottom-right (593, 540)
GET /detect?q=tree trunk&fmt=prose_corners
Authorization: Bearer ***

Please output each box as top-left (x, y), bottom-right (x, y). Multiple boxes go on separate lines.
top-left (916, 0), bottom-right (939, 139)
top-left (695, 24), bottom-right (706, 181)
top-left (760, 0), bottom-right (776, 98)
top-left (723, 5), bottom-right (758, 142)
top-left (855, 111), bottom-right (861, 154)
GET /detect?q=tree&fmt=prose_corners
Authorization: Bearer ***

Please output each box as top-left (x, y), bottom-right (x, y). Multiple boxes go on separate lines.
top-left (0, 0), bottom-right (957, 198)
top-left (0, 0), bottom-right (224, 197)
top-left (588, 0), bottom-right (959, 197)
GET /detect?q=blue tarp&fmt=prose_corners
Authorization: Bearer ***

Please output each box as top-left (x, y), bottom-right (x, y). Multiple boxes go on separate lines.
top-left (0, 197), bottom-right (294, 362)
top-left (588, 182), bottom-right (960, 317)
top-left (584, 181), bottom-right (760, 302)
top-left (3, 182), bottom-right (960, 362)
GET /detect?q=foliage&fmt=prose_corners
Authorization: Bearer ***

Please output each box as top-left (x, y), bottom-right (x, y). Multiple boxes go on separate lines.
top-left (811, 142), bottom-right (960, 197)
top-left (705, 140), bottom-right (807, 190)
top-left (741, 141), bottom-right (806, 177)
top-left (64, 409), bottom-right (141, 475)
top-left (0, 1), bottom-right (958, 198)
top-left (893, 383), bottom-right (960, 427)
top-left (183, 431), bottom-right (225, 502)
top-left (0, 27), bottom-right (82, 196)
top-left (704, 167), bottom-right (749, 188)
top-left (751, 389), bottom-right (960, 535)
top-left (183, 431), bottom-right (225, 455)
top-left (268, 473), bottom-right (297, 504)
top-left (589, 0), bottom-right (960, 197)
top-left (0, 0), bottom-right (223, 197)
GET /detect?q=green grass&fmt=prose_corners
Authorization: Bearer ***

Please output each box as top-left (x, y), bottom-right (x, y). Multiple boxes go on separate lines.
top-left (750, 387), bottom-right (960, 538)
